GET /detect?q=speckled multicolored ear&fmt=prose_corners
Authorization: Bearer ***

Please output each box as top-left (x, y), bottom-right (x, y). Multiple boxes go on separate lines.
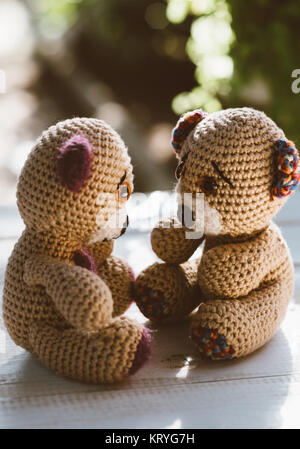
top-left (272, 139), bottom-right (300, 199)
top-left (57, 134), bottom-right (93, 193)
top-left (171, 109), bottom-right (208, 155)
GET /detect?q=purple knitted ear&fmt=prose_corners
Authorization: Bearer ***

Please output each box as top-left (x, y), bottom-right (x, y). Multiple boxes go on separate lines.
top-left (57, 134), bottom-right (93, 193)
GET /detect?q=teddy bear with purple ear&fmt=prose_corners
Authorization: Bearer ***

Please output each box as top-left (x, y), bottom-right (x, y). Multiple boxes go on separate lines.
top-left (3, 117), bottom-right (150, 384)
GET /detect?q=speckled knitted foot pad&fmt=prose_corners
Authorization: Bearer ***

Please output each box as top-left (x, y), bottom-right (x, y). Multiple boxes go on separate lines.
top-left (135, 285), bottom-right (176, 321)
top-left (190, 324), bottom-right (235, 360)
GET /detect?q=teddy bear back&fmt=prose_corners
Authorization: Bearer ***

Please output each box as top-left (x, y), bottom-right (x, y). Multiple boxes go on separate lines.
top-left (16, 117), bottom-right (132, 241)
top-left (176, 107), bottom-right (298, 236)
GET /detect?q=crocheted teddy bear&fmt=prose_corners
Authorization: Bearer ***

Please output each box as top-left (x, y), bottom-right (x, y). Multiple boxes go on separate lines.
top-left (135, 107), bottom-right (299, 360)
top-left (3, 117), bottom-right (150, 383)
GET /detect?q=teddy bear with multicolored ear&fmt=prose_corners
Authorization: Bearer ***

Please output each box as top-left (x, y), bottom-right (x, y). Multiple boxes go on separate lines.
top-left (135, 107), bottom-right (299, 360)
top-left (3, 117), bottom-right (150, 384)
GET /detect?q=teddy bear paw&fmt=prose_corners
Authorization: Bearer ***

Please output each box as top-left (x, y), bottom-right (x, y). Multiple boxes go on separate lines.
top-left (190, 323), bottom-right (235, 360)
top-left (135, 284), bottom-right (177, 322)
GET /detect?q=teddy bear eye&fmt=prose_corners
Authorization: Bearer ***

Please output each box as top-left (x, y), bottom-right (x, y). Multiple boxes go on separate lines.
top-left (175, 161), bottom-right (185, 180)
top-left (118, 182), bottom-right (131, 201)
top-left (198, 176), bottom-right (218, 195)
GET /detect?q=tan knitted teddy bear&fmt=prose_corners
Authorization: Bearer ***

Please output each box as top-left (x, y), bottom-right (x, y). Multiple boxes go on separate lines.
top-left (135, 107), bottom-right (299, 360)
top-left (3, 117), bottom-right (150, 383)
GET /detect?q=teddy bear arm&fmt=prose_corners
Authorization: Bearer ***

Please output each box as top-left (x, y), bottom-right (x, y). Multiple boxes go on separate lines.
top-left (24, 255), bottom-right (113, 331)
top-left (87, 240), bottom-right (114, 266)
top-left (97, 255), bottom-right (135, 317)
top-left (87, 244), bottom-right (135, 316)
top-left (151, 217), bottom-right (204, 263)
top-left (198, 228), bottom-right (286, 299)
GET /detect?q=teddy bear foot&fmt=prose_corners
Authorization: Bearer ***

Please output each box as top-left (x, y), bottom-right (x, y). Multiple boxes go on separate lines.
top-left (130, 327), bottom-right (152, 375)
top-left (135, 283), bottom-right (177, 323)
top-left (135, 261), bottom-right (201, 324)
top-left (190, 323), bottom-right (235, 360)
top-left (190, 279), bottom-right (289, 359)
top-left (28, 318), bottom-right (151, 384)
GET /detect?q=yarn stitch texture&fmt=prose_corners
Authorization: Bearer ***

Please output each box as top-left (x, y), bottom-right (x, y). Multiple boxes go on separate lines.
top-left (171, 109), bottom-right (208, 154)
top-left (2, 117), bottom-right (150, 384)
top-left (271, 139), bottom-right (300, 199)
top-left (135, 107), bottom-right (296, 359)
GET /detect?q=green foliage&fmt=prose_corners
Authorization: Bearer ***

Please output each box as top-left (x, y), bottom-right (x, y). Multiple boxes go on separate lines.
top-left (33, 0), bottom-right (300, 144)
top-left (228, 0), bottom-right (300, 145)
top-left (33, 0), bottom-right (82, 37)
top-left (167, 0), bottom-right (235, 113)
top-left (168, 0), bottom-right (300, 144)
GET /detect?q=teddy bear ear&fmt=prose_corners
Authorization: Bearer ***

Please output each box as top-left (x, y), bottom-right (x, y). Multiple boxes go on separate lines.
top-left (171, 109), bottom-right (208, 155)
top-left (57, 134), bottom-right (93, 193)
top-left (271, 139), bottom-right (300, 199)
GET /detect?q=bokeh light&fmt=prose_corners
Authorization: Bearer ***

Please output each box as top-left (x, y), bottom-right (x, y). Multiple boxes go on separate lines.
top-left (0, 0), bottom-right (299, 202)
top-left (145, 2), bottom-right (168, 30)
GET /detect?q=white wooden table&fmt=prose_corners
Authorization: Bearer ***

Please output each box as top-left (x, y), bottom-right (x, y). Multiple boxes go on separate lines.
top-left (1, 192), bottom-right (300, 429)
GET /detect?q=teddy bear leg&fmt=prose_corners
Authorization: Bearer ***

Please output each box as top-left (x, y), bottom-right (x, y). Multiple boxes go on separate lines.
top-left (97, 255), bottom-right (135, 317)
top-left (190, 279), bottom-right (290, 359)
top-left (28, 317), bottom-right (151, 384)
top-left (135, 259), bottom-right (201, 324)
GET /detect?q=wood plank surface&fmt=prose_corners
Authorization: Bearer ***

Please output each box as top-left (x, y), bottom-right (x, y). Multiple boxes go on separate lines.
top-left (0, 192), bottom-right (300, 429)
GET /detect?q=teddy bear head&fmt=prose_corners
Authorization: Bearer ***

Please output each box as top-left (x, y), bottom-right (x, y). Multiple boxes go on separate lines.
top-left (17, 117), bottom-right (133, 243)
top-left (172, 107), bottom-right (300, 237)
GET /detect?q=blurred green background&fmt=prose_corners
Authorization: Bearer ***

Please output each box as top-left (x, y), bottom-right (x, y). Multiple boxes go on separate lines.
top-left (0, 0), bottom-right (299, 204)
